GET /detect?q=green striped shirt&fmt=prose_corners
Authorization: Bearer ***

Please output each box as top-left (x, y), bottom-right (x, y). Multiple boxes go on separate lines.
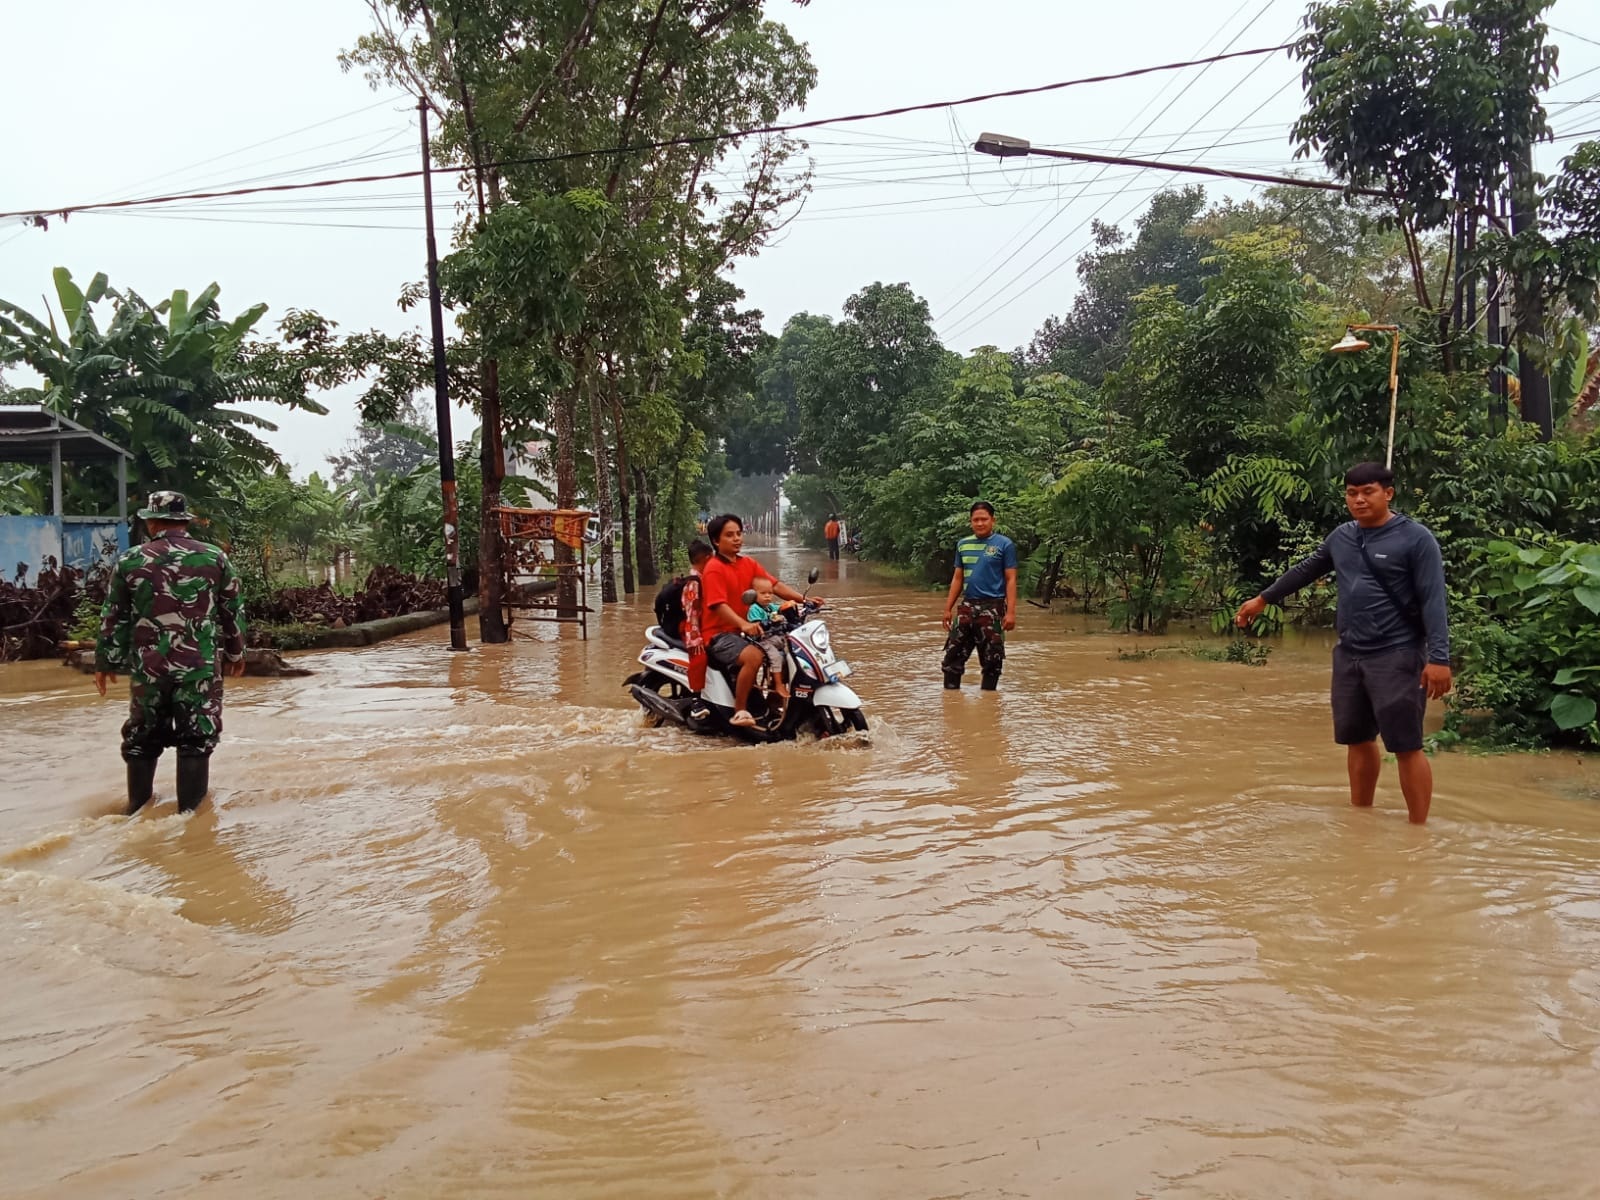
top-left (956, 533), bottom-right (1017, 599)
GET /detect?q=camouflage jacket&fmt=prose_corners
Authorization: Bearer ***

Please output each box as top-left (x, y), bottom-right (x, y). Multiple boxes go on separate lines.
top-left (94, 534), bottom-right (247, 679)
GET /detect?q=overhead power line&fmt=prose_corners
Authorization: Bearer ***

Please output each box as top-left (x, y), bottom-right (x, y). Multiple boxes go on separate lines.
top-left (107, 99), bottom-right (404, 203)
top-left (941, 4), bottom-right (1301, 340)
top-left (0, 42), bottom-right (1294, 223)
top-left (96, 132), bottom-right (1306, 212)
top-left (934, 0), bottom-right (1267, 314)
top-left (1551, 24), bottom-right (1600, 52)
top-left (1546, 61), bottom-right (1600, 92)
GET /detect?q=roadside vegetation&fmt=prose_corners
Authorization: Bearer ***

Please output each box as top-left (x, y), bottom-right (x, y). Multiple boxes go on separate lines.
top-left (2, 0), bottom-right (1596, 746)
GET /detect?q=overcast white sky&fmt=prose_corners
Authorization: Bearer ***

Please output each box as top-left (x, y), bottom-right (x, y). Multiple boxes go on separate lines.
top-left (3, 0), bottom-right (1597, 473)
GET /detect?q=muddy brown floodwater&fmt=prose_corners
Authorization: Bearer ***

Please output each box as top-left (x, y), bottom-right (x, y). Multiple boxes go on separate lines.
top-left (3, 540), bottom-right (1599, 1199)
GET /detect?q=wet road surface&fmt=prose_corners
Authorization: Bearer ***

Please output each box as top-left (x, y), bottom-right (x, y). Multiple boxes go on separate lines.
top-left (3, 541), bottom-right (1598, 1198)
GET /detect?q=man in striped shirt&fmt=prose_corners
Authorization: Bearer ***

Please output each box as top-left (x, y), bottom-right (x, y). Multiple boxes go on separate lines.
top-left (941, 501), bottom-right (1019, 691)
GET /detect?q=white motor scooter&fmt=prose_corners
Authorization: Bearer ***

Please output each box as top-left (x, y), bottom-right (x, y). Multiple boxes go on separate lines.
top-left (625, 569), bottom-right (867, 741)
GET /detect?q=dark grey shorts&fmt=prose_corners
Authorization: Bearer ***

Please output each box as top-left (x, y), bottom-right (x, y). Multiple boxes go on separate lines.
top-left (708, 632), bottom-right (753, 671)
top-left (1331, 643), bottom-right (1427, 753)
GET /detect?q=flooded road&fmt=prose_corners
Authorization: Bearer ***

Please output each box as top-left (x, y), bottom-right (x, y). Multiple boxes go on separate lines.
top-left (3, 540), bottom-right (1599, 1199)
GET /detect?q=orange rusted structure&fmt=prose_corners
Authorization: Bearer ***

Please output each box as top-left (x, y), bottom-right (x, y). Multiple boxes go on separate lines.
top-left (492, 506), bottom-right (594, 639)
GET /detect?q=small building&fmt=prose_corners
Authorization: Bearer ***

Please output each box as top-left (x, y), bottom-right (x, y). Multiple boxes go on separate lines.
top-left (0, 406), bottom-right (131, 585)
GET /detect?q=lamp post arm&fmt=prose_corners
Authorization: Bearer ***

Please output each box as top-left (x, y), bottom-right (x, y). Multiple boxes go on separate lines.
top-left (1385, 332), bottom-right (1401, 470)
top-left (974, 141), bottom-right (1391, 199)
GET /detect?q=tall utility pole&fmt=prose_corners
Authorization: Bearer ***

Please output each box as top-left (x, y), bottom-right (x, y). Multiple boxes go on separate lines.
top-left (1510, 142), bottom-right (1553, 441)
top-left (1485, 193), bottom-right (1509, 435)
top-left (419, 99), bottom-right (470, 652)
top-left (1486, 271), bottom-right (1507, 434)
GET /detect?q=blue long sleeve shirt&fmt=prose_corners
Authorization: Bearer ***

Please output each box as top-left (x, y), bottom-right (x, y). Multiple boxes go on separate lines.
top-left (1260, 514), bottom-right (1450, 664)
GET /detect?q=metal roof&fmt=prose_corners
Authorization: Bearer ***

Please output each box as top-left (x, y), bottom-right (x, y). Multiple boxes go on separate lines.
top-left (0, 405), bottom-right (132, 465)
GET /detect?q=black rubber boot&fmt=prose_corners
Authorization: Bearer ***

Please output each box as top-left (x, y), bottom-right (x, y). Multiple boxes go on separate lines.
top-left (126, 758), bottom-right (158, 815)
top-left (943, 671), bottom-right (962, 690)
top-left (980, 673), bottom-right (1000, 692)
top-left (176, 756), bottom-right (211, 814)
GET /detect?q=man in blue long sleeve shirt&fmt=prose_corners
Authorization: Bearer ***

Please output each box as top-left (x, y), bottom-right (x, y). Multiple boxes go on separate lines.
top-left (1235, 463), bottom-right (1452, 824)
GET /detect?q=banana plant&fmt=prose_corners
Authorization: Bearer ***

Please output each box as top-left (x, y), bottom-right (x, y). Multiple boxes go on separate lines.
top-left (0, 268), bottom-right (329, 520)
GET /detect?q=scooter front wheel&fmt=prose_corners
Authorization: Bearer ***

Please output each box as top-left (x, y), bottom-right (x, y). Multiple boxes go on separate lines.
top-left (814, 706), bottom-right (868, 737)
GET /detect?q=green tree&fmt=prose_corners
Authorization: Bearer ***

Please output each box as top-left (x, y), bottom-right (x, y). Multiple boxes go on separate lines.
top-left (344, 0), bottom-right (816, 627)
top-left (1199, 188), bottom-right (1414, 321)
top-left (1449, 537), bottom-right (1600, 746)
top-left (0, 465), bottom-right (43, 517)
top-left (328, 396), bottom-right (437, 494)
top-left (650, 277), bottom-right (769, 564)
top-left (867, 347), bottom-right (1061, 573)
top-left (1025, 186), bottom-right (1216, 382)
top-left (228, 470), bottom-right (355, 583)
top-left (360, 428), bottom-right (488, 581)
top-left (1482, 139), bottom-right (1600, 355)
top-left (1293, 0), bottom-right (1559, 370)
top-left (1048, 440), bottom-right (1199, 632)
top-left (793, 282), bottom-right (952, 489)
top-left (1104, 228), bottom-right (1315, 587)
top-left (0, 269), bottom-right (329, 520)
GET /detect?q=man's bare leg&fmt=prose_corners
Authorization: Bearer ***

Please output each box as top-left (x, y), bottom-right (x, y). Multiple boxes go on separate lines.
top-left (1347, 740), bottom-right (1381, 808)
top-left (1394, 749), bottom-right (1432, 824)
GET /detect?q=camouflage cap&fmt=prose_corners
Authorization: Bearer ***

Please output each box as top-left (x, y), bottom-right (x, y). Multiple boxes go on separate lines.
top-left (137, 490), bottom-right (194, 521)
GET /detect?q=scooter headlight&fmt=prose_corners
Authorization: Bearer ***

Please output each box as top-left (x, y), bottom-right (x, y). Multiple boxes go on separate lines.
top-left (810, 627), bottom-right (830, 652)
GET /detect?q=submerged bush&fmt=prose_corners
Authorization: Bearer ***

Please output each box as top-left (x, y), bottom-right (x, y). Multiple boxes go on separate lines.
top-left (1448, 539), bottom-right (1600, 747)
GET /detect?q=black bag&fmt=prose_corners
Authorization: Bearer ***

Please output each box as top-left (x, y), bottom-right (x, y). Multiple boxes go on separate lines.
top-left (1356, 536), bottom-right (1425, 639)
top-left (654, 576), bottom-right (686, 635)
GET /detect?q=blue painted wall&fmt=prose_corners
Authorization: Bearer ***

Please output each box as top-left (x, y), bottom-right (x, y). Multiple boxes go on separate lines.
top-left (62, 521), bottom-right (128, 572)
top-left (0, 516), bottom-right (128, 584)
top-left (0, 516), bottom-right (62, 586)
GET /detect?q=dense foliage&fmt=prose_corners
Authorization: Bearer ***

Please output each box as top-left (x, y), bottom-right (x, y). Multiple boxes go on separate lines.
top-left (4, 0), bottom-right (1598, 749)
top-left (1447, 539), bottom-right (1600, 746)
top-left (341, 0), bottom-right (817, 630)
top-left (0, 561), bottom-right (103, 662)
top-left (0, 269), bottom-right (333, 517)
top-left (761, 179), bottom-right (1597, 742)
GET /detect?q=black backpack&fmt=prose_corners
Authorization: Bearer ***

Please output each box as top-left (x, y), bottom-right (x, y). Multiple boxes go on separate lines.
top-left (654, 576), bottom-right (686, 632)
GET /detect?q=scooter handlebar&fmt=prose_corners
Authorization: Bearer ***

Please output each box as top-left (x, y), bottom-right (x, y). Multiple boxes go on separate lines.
top-left (744, 600), bottom-right (824, 638)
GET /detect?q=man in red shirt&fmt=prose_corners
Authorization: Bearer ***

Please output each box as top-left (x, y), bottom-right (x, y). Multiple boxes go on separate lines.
top-left (700, 513), bottom-right (818, 727)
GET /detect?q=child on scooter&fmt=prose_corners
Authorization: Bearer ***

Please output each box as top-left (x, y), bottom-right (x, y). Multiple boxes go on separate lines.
top-left (746, 576), bottom-right (795, 717)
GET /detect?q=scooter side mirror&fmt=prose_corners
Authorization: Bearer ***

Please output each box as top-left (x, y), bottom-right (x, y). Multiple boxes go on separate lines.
top-left (740, 589), bottom-right (758, 606)
top-left (808, 568), bottom-right (820, 584)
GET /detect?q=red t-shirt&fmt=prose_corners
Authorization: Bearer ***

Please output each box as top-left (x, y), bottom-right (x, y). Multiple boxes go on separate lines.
top-left (700, 553), bottom-right (769, 639)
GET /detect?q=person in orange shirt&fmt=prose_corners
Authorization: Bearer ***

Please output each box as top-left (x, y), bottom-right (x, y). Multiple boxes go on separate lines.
top-left (700, 513), bottom-right (818, 727)
top-left (824, 514), bottom-right (841, 560)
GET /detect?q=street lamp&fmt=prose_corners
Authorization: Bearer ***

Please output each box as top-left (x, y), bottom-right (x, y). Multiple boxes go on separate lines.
top-left (971, 132), bottom-right (1389, 196)
top-left (974, 132), bottom-right (1032, 158)
top-left (970, 130), bottom-right (1401, 460)
top-left (1329, 324), bottom-right (1401, 469)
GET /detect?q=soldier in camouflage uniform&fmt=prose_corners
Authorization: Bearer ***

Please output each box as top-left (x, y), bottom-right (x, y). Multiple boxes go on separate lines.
top-left (94, 490), bottom-right (247, 814)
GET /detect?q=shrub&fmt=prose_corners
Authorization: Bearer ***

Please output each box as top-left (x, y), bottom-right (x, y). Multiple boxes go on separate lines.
top-left (1448, 539), bottom-right (1600, 747)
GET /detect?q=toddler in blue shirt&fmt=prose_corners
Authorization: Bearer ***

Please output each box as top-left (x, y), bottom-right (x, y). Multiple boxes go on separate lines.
top-left (746, 576), bottom-right (793, 712)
